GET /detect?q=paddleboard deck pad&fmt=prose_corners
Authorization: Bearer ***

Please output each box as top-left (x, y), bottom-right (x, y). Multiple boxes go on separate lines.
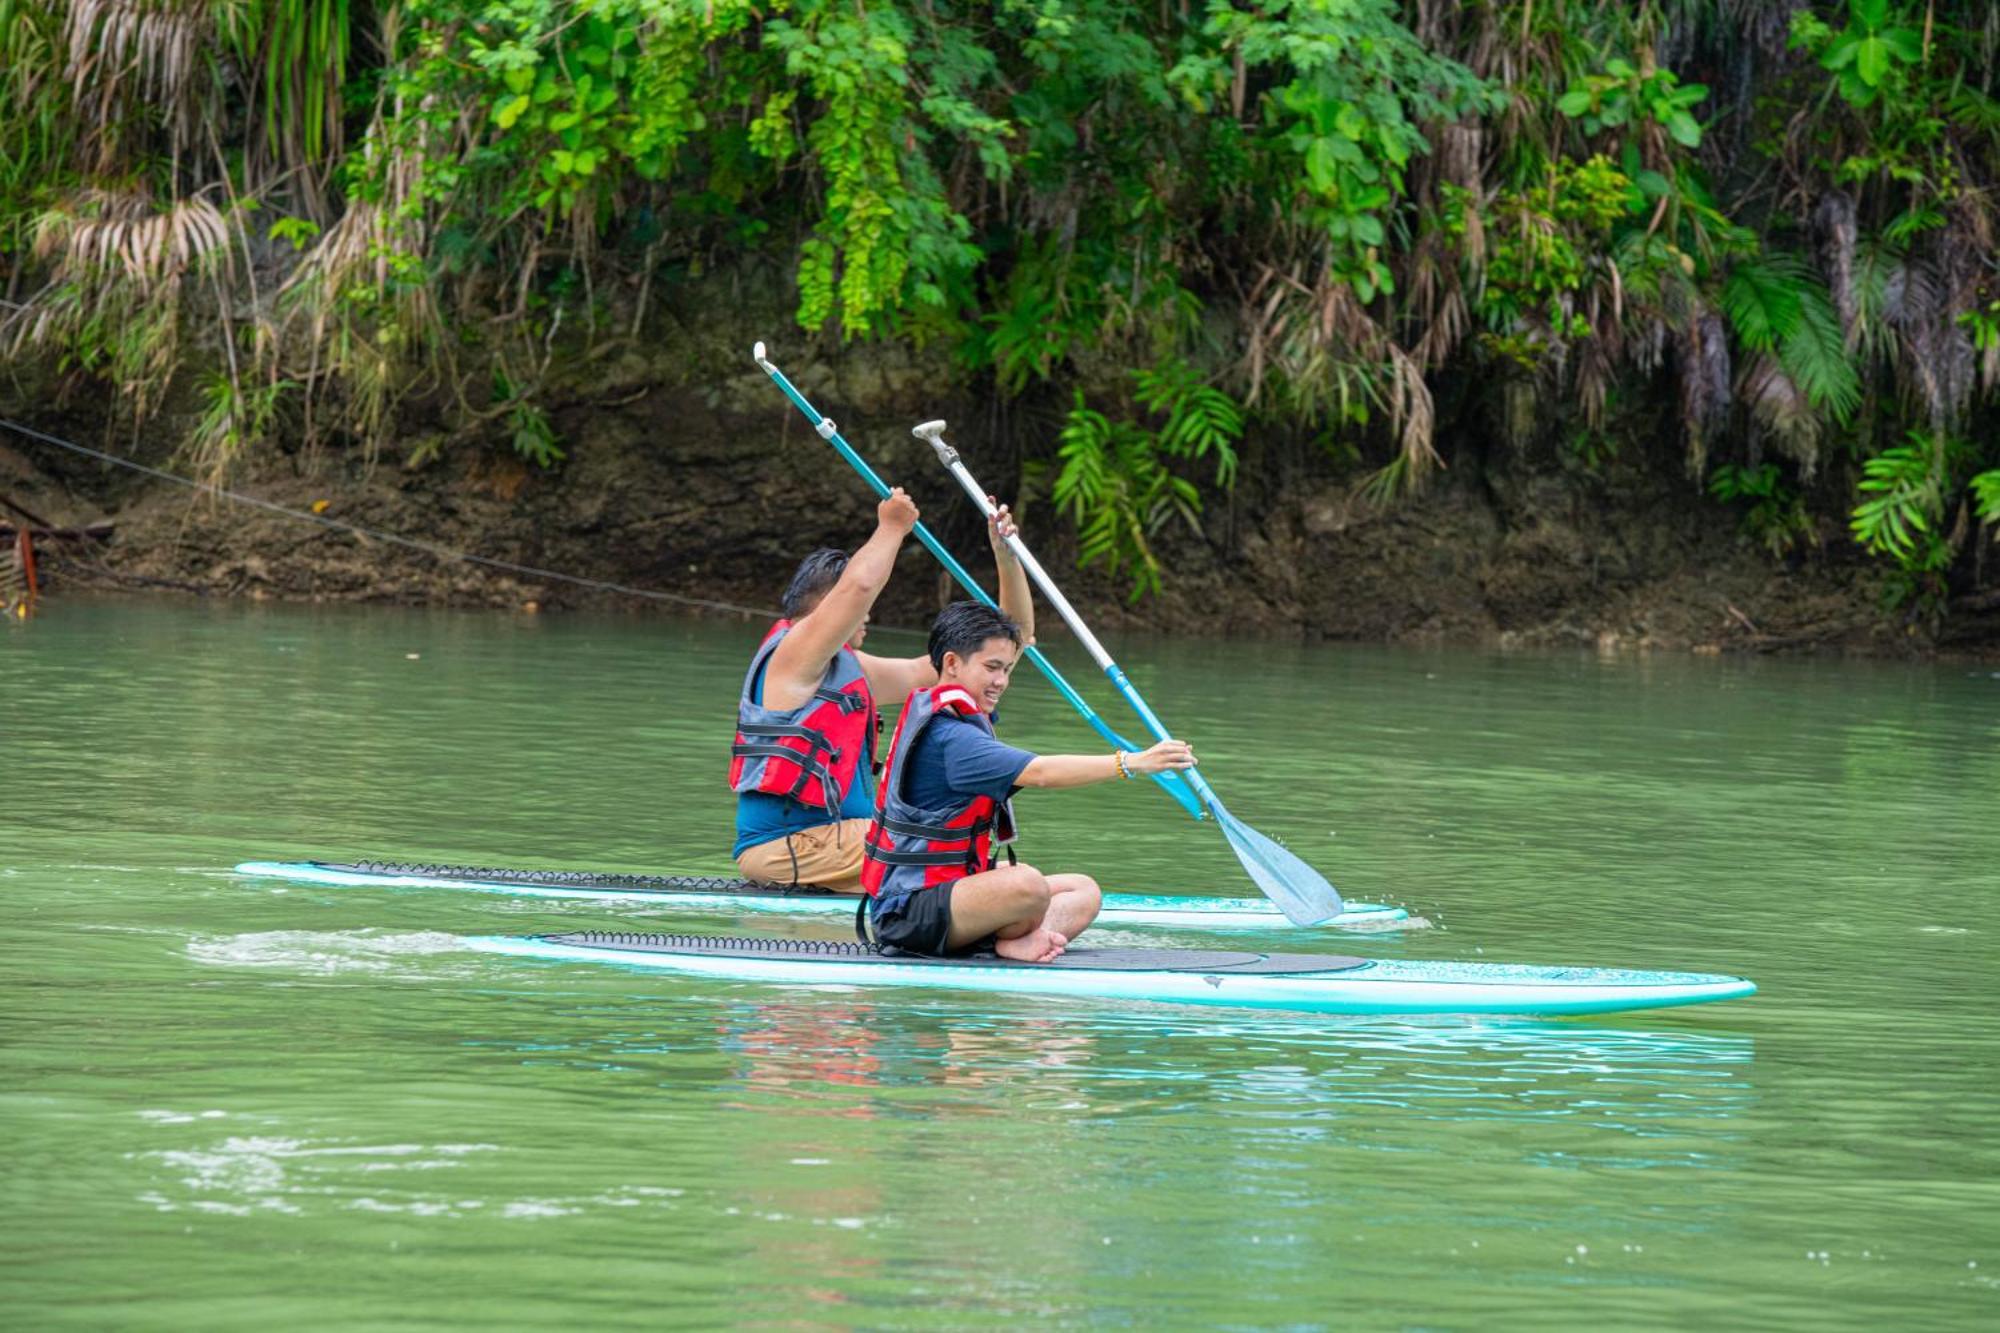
top-left (469, 931), bottom-right (1756, 1016)
top-left (234, 860), bottom-right (1411, 931)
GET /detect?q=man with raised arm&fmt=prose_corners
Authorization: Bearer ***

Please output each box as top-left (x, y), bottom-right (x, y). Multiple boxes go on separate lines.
top-left (730, 489), bottom-right (1033, 893)
top-left (859, 601), bottom-right (1197, 963)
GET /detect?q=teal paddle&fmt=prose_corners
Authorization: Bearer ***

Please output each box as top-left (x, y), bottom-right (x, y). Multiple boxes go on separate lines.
top-left (913, 418), bottom-right (1345, 927)
top-left (750, 342), bottom-right (1204, 821)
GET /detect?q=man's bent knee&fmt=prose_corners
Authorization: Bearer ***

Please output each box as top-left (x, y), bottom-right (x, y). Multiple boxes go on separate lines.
top-left (1043, 873), bottom-right (1102, 932)
top-left (1055, 873), bottom-right (1100, 899)
top-left (996, 863), bottom-right (1051, 915)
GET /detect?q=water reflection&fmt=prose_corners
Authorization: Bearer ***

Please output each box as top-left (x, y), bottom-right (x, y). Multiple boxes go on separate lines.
top-left (169, 924), bottom-right (1756, 1148)
top-left (507, 986), bottom-right (1754, 1144)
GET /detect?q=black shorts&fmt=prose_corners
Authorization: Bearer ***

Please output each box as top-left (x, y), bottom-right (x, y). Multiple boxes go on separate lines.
top-left (863, 885), bottom-right (991, 957)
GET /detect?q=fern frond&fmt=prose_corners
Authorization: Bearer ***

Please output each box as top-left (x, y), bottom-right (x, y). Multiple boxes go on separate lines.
top-left (1848, 240), bottom-right (1903, 364)
top-left (1721, 256), bottom-right (1806, 353)
top-left (1778, 275), bottom-right (1862, 423)
top-left (1741, 355), bottom-right (1823, 476)
top-left (1971, 469), bottom-right (2000, 524)
top-left (1850, 437), bottom-right (1941, 559)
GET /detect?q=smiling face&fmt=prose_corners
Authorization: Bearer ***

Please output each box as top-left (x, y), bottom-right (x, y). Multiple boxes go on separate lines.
top-left (939, 636), bottom-right (1021, 712)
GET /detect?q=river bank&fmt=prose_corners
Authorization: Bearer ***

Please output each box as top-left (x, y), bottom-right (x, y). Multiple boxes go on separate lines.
top-left (3, 341), bottom-right (1994, 658)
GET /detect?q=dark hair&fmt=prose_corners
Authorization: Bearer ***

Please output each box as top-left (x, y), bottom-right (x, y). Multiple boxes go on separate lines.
top-left (927, 600), bottom-right (1021, 670)
top-left (781, 548), bottom-right (849, 618)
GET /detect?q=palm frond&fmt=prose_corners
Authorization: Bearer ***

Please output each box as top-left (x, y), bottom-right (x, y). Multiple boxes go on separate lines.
top-left (1850, 435), bottom-right (1944, 560)
top-left (33, 190), bottom-right (229, 288)
top-left (1720, 255), bottom-right (1805, 354)
top-left (1740, 354), bottom-right (1822, 477)
top-left (62, 0), bottom-right (212, 164)
top-left (1776, 271), bottom-right (1862, 424)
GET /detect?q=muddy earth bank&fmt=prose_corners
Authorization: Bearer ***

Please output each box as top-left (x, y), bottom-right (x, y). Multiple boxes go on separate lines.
top-left (3, 302), bottom-right (1993, 658)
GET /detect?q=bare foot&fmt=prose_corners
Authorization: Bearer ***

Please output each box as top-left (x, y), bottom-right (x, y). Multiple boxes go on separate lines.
top-left (995, 927), bottom-right (1068, 964)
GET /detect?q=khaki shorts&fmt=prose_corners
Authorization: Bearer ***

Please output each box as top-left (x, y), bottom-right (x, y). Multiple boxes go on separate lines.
top-left (735, 818), bottom-right (871, 894)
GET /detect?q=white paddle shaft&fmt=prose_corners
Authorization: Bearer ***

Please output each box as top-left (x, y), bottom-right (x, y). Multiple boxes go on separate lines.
top-left (913, 421), bottom-right (1115, 672)
top-left (912, 419), bottom-right (1345, 923)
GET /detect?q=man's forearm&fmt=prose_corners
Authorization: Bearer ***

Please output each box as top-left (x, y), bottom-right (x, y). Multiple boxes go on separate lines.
top-left (996, 552), bottom-right (1034, 643)
top-left (842, 523), bottom-right (905, 598)
top-left (1017, 752), bottom-right (1121, 790)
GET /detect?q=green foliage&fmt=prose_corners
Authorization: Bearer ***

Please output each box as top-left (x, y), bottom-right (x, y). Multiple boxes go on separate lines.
top-left (1563, 428), bottom-right (1619, 472)
top-left (187, 372), bottom-right (296, 488)
top-left (1470, 154), bottom-right (1642, 369)
top-left (1181, 0), bottom-right (1496, 304)
top-left (1849, 434), bottom-right (1969, 610)
top-left (267, 216), bottom-right (322, 251)
top-left (3, 0), bottom-right (1997, 618)
top-left (509, 400), bottom-right (564, 470)
top-left (1851, 437), bottom-right (1942, 561)
top-left (1558, 58), bottom-right (1709, 147)
top-left (1960, 301), bottom-right (2000, 354)
top-left (1793, 0), bottom-right (1926, 110)
top-left (1710, 463), bottom-right (1813, 556)
top-left (1133, 361), bottom-right (1243, 489)
top-left (1721, 255), bottom-right (1861, 422)
top-left (493, 368), bottom-right (563, 470)
top-left (223, 0), bottom-right (354, 186)
top-left (1972, 471), bottom-right (2000, 525)
top-left (1053, 363), bottom-right (1247, 599)
top-left (1053, 398), bottom-right (1193, 602)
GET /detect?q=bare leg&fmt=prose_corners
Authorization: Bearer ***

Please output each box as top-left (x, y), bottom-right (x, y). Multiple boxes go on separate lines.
top-left (943, 863), bottom-right (1069, 961)
top-left (1041, 873), bottom-right (1101, 944)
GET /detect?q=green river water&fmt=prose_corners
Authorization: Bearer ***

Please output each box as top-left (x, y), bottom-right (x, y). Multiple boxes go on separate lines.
top-left (3, 597), bottom-right (1996, 1329)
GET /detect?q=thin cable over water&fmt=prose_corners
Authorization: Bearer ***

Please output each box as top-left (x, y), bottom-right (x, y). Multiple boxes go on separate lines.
top-left (2, 416), bottom-right (781, 618)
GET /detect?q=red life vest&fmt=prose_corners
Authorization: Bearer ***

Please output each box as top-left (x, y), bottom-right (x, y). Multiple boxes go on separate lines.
top-left (861, 684), bottom-right (1018, 899)
top-left (729, 620), bottom-right (877, 815)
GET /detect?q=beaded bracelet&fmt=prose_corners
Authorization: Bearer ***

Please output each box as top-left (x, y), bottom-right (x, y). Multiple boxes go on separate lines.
top-left (1114, 750), bottom-right (1132, 780)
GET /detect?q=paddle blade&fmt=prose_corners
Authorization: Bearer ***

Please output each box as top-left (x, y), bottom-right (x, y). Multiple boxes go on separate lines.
top-left (1211, 801), bottom-right (1345, 926)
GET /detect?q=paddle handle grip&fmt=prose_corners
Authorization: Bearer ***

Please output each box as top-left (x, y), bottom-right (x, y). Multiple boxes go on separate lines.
top-left (924, 439), bottom-right (1116, 673)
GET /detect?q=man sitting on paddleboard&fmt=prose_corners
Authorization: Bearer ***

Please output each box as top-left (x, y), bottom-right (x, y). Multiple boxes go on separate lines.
top-left (731, 489), bottom-right (1032, 894)
top-left (860, 601), bottom-right (1197, 963)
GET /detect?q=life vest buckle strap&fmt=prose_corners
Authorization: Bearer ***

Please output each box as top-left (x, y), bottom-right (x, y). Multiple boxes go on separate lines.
top-left (730, 741), bottom-right (835, 768)
top-left (862, 845), bottom-right (986, 869)
top-left (814, 686), bottom-right (869, 715)
top-left (729, 743), bottom-right (841, 795)
top-left (736, 723), bottom-right (839, 755)
top-left (876, 814), bottom-right (992, 841)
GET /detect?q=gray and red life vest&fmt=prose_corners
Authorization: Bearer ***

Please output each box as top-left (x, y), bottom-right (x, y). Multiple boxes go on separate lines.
top-left (861, 684), bottom-right (1018, 899)
top-left (729, 620), bottom-right (877, 815)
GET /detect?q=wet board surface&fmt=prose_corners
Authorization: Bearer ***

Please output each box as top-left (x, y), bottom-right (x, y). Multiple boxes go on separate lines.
top-left (547, 932), bottom-right (1369, 974)
top-left (233, 860), bottom-right (1413, 930)
top-left (473, 933), bottom-right (1758, 1017)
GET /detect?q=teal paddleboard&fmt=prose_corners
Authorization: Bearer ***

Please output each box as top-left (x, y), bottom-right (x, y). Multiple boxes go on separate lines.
top-left (234, 859), bottom-right (1412, 931)
top-left (469, 931), bottom-right (1756, 1017)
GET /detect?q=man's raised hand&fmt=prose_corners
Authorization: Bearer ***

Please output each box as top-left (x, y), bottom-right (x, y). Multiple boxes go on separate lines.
top-left (877, 487), bottom-right (919, 534)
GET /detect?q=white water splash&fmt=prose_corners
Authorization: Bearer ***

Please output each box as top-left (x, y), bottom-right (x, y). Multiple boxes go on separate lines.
top-left (185, 929), bottom-right (467, 977)
top-left (138, 1108), bottom-right (230, 1125)
top-left (131, 1135), bottom-right (500, 1215)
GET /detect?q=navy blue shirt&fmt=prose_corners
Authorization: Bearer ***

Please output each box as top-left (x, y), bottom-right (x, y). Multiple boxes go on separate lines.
top-left (903, 713), bottom-right (1037, 811)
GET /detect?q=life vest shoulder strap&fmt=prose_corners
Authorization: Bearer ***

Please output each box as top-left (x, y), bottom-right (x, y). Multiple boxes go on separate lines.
top-left (931, 684), bottom-right (981, 717)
